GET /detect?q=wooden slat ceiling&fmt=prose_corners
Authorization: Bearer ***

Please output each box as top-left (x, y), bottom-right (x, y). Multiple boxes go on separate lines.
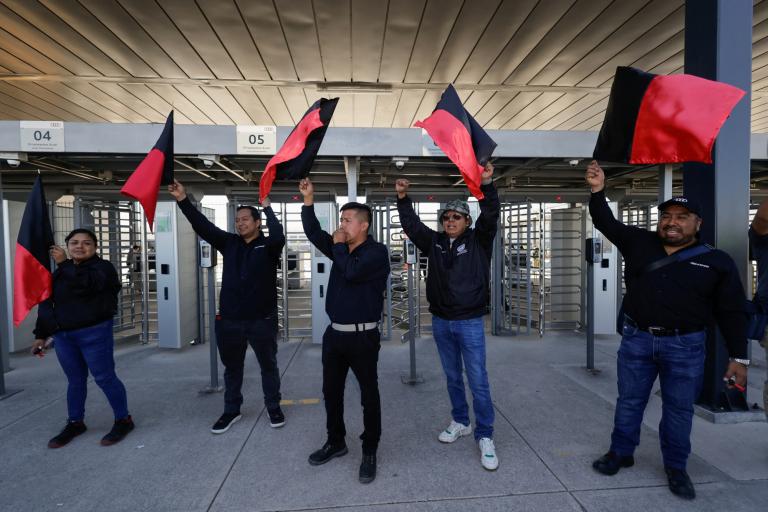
top-left (0, 0), bottom-right (766, 131)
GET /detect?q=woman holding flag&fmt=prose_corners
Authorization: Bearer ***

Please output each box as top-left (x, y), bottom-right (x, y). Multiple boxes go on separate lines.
top-left (31, 229), bottom-right (134, 449)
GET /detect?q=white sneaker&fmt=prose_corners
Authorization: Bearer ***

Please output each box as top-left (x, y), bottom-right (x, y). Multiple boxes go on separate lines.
top-left (438, 420), bottom-right (472, 443)
top-left (478, 437), bottom-right (499, 471)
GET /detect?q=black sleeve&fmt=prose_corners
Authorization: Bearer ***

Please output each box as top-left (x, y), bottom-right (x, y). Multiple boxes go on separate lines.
top-left (396, 195), bottom-right (436, 255)
top-left (301, 205), bottom-right (334, 259)
top-left (474, 182), bottom-right (500, 254)
top-left (263, 206), bottom-right (286, 259)
top-left (714, 255), bottom-right (749, 358)
top-left (588, 190), bottom-right (644, 253)
top-left (33, 299), bottom-right (55, 339)
top-left (177, 198), bottom-right (230, 252)
top-left (331, 242), bottom-right (391, 283)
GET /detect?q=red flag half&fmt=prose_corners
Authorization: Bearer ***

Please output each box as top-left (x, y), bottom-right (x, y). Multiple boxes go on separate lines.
top-left (593, 67), bottom-right (746, 164)
top-left (259, 98), bottom-right (338, 202)
top-left (121, 111), bottom-right (174, 230)
top-left (415, 84), bottom-right (496, 200)
top-left (13, 175), bottom-right (54, 326)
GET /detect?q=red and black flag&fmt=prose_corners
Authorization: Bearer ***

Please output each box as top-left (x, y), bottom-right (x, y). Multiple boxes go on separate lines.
top-left (415, 84), bottom-right (496, 200)
top-left (593, 66), bottom-right (745, 164)
top-left (13, 175), bottom-right (54, 326)
top-left (121, 111), bottom-right (174, 230)
top-left (259, 98), bottom-right (338, 202)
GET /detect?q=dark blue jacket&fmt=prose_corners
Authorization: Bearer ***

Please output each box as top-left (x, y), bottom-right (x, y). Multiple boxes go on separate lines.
top-left (34, 256), bottom-right (121, 338)
top-left (301, 205), bottom-right (390, 324)
top-left (397, 183), bottom-right (499, 320)
top-left (178, 198), bottom-right (284, 320)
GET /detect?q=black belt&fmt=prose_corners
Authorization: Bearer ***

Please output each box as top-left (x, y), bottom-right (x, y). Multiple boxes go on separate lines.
top-left (624, 316), bottom-right (703, 337)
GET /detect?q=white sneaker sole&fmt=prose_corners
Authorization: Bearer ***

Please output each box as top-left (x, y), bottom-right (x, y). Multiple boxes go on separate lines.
top-left (481, 458), bottom-right (499, 471)
top-left (270, 420), bottom-right (285, 428)
top-left (211, 414), bottom-right (242, 434)
top-left (438, 428), bottom-right (472, 443)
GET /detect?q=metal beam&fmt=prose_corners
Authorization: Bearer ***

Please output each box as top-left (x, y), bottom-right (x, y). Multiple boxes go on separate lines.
top-left (684, 0), bottom-right (752, 414)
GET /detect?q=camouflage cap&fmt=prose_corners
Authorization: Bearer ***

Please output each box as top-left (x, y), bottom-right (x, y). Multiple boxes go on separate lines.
top-left (443, 199), bottom-right (470, 216)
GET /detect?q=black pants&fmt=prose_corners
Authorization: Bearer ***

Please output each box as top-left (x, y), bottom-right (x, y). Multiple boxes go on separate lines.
top-left (322, 326), bottom-right (381, 455)
top-left (215, 316), bottom-right (281, 414)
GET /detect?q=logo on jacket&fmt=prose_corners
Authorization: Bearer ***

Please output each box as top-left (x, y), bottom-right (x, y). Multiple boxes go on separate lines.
top-left (456, 243), bottom-right (468, 256)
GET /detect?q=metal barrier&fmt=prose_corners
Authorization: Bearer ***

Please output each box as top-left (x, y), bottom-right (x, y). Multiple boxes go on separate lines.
top-left (493, 201), bottom-right (584, 335)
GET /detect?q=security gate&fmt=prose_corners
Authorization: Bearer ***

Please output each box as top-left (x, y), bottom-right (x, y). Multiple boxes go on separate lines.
top-left (493, 201), bottom-right (585, 335)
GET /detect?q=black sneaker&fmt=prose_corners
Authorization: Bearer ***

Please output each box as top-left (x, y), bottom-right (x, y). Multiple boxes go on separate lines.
top-left (665, 467), bottom-right (696, 500)
top-left (48, 420), bottom-right (87, 449)
top-left (592, 451), bottom-right (634, 475)
top-left (211, 412), bottom-right (242, 434)
top-left (100, 416), bottom-right (135, 446)
top-left (359, 454), bottom-right (376, 484)
top-left (308, 441), bottom-right (348, 466)
top-left (268, 407), bottom-right (285, 428)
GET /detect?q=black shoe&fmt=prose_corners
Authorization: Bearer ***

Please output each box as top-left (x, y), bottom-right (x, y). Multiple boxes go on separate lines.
top-left (48, 420), bottom-right (87, 449)
top-left (359, 454), bottom-right (376, 484)
top-left (101, 416), bottom-right (135, 446)
top-left (268, 407), bottom-right (285, 428)
top-left (665, 467), bottom-right (696, 500)
top-left (592, 451), bottom-right (635, 475)
top-left (308, 442), bottom-right (348, 466)
top-left (211, 412), bottom-right (242, 434)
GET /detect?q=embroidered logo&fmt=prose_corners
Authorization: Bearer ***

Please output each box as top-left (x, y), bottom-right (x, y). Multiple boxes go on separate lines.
top-left (689, 261), bottom-right (709, 268)
top-left (456, 243), bottom-right (468, 256)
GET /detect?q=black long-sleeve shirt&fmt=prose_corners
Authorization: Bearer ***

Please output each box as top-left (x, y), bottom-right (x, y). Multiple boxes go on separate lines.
top-left (589, 190), bottom-right (747, 358)
top-left (34, 256), bottom-right (121, 339)
top-left (397, 182), bottom-right (500, 320)
top-left (177, 198), bottom-right (284, 320)
top-left (301, 204), bottom-right (390, 324)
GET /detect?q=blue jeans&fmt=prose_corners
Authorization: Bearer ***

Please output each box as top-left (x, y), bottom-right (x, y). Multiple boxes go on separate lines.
top-left (610, 322), bottom-right (706, 470)
top-left (53, 319), bottom-right (129, 422)
top-left (432, 316), bottom-right (494, 440)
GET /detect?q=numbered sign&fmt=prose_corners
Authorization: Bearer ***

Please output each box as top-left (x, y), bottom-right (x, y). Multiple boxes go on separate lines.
top-left (20, 121), bottom-right (65, 152)
top-left (236, 125), bottom-right (276, 155)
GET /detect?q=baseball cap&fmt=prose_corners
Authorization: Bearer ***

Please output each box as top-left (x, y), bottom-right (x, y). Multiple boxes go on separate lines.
top-left (443, 199), bottom-right (470, 217)
top-left (657, 196), bottom-right (702, 217)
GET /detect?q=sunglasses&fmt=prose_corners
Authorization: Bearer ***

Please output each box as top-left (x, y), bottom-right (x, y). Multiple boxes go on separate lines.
top-left (441, 213), bottom-right (465, 222)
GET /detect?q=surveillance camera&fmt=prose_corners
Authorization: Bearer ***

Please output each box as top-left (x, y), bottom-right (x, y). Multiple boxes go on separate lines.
top-left (202, 159), bottom-right (214, 169)
top-left (395, 160), bottom-right (405, 170)
top-left (568, 159), bottom-right (580, 167)
top-left (6, 159), bottom-right (20, 167)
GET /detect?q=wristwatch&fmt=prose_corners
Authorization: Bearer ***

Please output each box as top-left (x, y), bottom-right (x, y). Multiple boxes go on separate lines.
top-left (730, 357), bottom-right (751, 367)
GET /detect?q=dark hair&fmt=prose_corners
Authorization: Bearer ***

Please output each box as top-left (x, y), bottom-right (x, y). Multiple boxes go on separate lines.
top-left (65, 228), bottom-right (98, 245)
top-left (236, 205), bottom-right (261, 222)
top-left (340, 202), bottom-right (372, 226)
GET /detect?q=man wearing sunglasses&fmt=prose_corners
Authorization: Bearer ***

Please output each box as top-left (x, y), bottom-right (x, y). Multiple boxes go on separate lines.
top-left (395, 162), bottom-right (500, 471)
top-left (169, 179), bottom-right (286, 435)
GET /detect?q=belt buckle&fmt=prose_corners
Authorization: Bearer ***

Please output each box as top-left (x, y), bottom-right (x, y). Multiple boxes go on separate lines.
top-left (648, 326), bottom-right (664, 336)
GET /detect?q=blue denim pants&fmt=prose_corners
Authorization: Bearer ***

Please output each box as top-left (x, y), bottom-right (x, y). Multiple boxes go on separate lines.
top-left (53, 319), bottom-right (129, 422)
top-left (432, 315), bottom-right (494, 440)
top-left (610, 321), bottom-right (706, 470)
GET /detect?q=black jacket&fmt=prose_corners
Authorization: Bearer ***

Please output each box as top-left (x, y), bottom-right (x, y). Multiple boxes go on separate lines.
top-left (34, 256), bottom-right (121, 338)
top-left (589, 190), bottom-right (747, 358)
top-left (178, 198), bottom-right (285, 320)
top-left (301, 205), bottom-right (390, 324)
top-left (397, 183), bottom-right (500, 320)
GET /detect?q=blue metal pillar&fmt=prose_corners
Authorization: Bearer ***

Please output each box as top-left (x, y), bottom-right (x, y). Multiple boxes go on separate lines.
top-left (684, 0), bottom-right (752, 411)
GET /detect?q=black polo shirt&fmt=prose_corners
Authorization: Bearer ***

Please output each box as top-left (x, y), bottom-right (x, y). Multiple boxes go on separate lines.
top-left (301, 205), bottom-right (390, 324)
top-left (177, 198), bottom-right (284, 321)
top-left (589, 190), bottom-right (747, 358)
